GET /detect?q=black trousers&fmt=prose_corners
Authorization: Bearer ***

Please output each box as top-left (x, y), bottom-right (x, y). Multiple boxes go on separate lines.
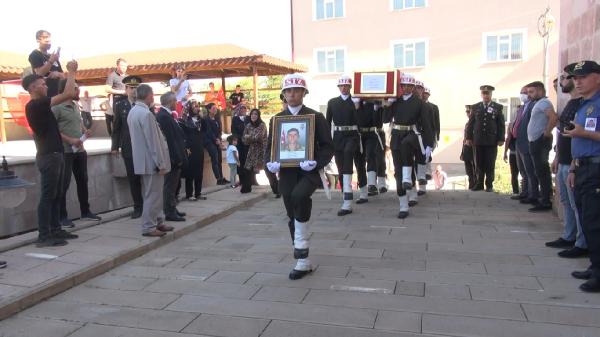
top-left (391, 132), bottom-right (419, 196)
top-left (529, 135), bottom-right (553, 205)
top-left (185, 149), bottom-right (204, 198)
top-left (279, 169), bottom-right (318, 223)
top-left (354, 145), bottom-right (367, 188)
top-left (35, 152), bottom-right (64, 239)
top-left (206, 143), bottom-right (223, 180)
top-left (334, 137), bottom-right (358, 175)
top-left (60, 151), bottom-right (91, 219)
top-left (509, 152), bottom-right (520, 194)
top-left (265, 169), bottom-right (279, 195)
top-left (574, 162), bottom-right (600, 279)
top-left (105, 114), bottom-right (114, 136)
top-left (376, 132), bottom-right (386, 177)
top-left (474, 145), bottom-right (498, 188)
top-left (164, 166), bottom-right (182, 216)
top-left (123, 155), bottom-right (143, 211)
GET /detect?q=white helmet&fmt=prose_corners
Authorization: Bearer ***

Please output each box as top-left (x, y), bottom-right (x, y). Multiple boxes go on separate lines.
top-left (399, 73), bottom-right (416, 85)
top-left (337, 74), bottom-right (352, 86)
top-left (415, 80), bottom-right (424, 88)
top-left (424, 87), bottom-right (431, 94)
top-left (281, 73), bottom-right (309, 94)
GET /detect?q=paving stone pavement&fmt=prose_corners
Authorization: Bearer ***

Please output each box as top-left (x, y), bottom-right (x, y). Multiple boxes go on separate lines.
top-left (1, 189), bottom-right (600, 337)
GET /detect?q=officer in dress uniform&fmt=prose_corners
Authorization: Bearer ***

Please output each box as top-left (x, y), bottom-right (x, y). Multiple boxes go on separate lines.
top-left (423, 87), bottom-right (440, 185)
top-left (266, 74), bottom-right (334, 280)
top-left (354, 98), bottom-right (386, 198)
top-left (564, 60), bottom-right (600, 292)
top-left (460, 104), bottom-right (477, 189)
top-left (410, 80), bottom-right (433, 203)
top-left (465, 85), bottom-right (505, 192)
top-left (326, 75), bottom-right (361, 215)
top-left (111, 75), bottom-right (144, 218)
top-left (384, 73), bottom-right (434, 218)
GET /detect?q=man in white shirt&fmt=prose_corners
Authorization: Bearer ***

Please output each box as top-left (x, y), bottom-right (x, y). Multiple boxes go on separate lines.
top-left (170, 65), bottom-right (193, 116)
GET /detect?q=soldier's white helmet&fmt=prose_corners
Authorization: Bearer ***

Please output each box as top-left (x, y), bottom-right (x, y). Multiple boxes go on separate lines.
top-left (337, 75), bottom-right (352, 86)
top-left (424, 87), bottom-right (431, 94)
top-left (399, 73), bottom-right (416, 85)
top-left (281, 73), bottom-right (309, 94)
top-left (415, 80), bottom-right (424, 88)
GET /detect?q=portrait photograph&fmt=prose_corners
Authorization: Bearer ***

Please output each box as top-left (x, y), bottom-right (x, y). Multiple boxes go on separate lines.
top-left (271, 114), bottom-right (315, 167)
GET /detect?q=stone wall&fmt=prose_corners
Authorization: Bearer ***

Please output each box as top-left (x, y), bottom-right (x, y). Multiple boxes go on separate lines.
top-left (559, 0), bottom-right (600, 68)
top-left (0, 149), bottom-right (231, 237)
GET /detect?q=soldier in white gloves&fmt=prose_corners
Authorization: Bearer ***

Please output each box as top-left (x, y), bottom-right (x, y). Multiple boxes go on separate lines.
top-left (383, 74), bottom-right (434, 218)
top-left (266, 74), bottom-right (334, 280)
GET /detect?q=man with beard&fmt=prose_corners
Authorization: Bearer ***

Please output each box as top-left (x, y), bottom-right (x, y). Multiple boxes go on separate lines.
top-left (266, 74), bottom-right (334, 280)
top-left (326, 75), bottom-right (360, 215)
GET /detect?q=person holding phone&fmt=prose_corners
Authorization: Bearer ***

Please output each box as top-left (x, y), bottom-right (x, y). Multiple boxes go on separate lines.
top-left (28, 30), bottom-right (64, 98)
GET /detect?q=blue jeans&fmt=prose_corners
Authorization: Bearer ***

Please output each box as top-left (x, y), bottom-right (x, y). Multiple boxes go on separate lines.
top-left (557, 164), bottom-right (586, 248)
top-left (517, 149), bottom-right (538, 200)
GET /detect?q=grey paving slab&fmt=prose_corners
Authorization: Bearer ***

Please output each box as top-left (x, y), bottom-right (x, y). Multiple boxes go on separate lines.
top-left (111, 265), bottom-right (216, 280)
top-left (422, 313), bottom-right (600, 337)
top-left (374, 310), bottom-right (422, 333)
top-left (166, 295), bottom-right (377, 328)
top-left (0, 316), bottom-right (82, 337)
top-left (145, 278), bottom-right (260, 299)
top-left (313, 265), bottom-right (350, 278)
top-left (394, 281), bottom-right (425, 296)
top-left (469, 285), bottom-right (600, 307)
top-left (246, 272), bottom-right (396, 294)
top-left (425, 284), bottom-right (471, 300)
top-left (522, 303), bottom-right (600, 327)
top-left (426, 260), bottom-right (486, 274)
top-left (182, 314), bottom-right (270, 337)
top-left (303, 289), bottom-right (525, 320)
top-left (184, 260), bottom-right (293, 275)
top-left (68, 323), bottom-right (209, 337)
top-left (205, 270), bottom-right (255, 284)
top-left (51, 286), bottom-right (180, 309)
top-left (21, 300), bottom-right (198, 332)
top-left (83, 274), bottom-right (157, 291)
top-left (251, 285), bottom-right (309, 303)
top-left (260, 320), bottom-right (434, 337)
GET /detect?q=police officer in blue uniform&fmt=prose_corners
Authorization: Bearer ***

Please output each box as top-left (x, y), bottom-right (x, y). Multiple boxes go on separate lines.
top-left (564, 60), bottom-right (600, 292)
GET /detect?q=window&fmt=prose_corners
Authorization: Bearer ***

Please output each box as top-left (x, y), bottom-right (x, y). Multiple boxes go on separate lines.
top-left (315, 0), bottom-right (344, 20)
top-left (315, 48), bottom-right (345, 73)
top-left (483, 30), bottom-right (526, 62)
top-left (392, 0), bottom-right (426, 10)
top-left (392, 39), bottom-right (428, 68)
top-left (492, 97), bottom-right (520, 123)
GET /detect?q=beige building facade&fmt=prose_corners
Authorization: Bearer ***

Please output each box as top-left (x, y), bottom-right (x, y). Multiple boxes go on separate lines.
top-left (291, 0), bottom-right (560, 161)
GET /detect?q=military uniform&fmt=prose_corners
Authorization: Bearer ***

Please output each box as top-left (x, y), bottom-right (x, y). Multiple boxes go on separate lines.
top-left (355, 100), bottom-right (386, 197)
top-left (326, 75), bottom-right (360, 215)
top-left (465, 85), bottom-right (505, 191)
top-left (460, 105), bottom-right (476, 189)
top-left (111, 78), bottom-right (143, 217)
top-left (384, 85), bottom-right (434, 218)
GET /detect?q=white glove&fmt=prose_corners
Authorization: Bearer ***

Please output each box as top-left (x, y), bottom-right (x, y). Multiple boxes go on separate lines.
top-left (425, 146), bottom-right (432, 161)
top-left (299, 160), bottom-right (317, 171)
top-left (387, 98), bottom-right (396, 103)
top-left (266, 162), bottom-right (280, 173)
top-left (351, 97), bottom-right (361, 104)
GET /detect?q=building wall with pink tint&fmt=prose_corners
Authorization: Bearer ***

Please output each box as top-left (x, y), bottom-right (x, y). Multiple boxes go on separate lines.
top-left (291, 0), bottom-right (560, 162)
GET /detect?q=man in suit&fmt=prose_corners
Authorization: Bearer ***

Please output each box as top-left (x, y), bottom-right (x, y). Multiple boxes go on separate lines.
top-left (266, 74), bottom-right (334, 280)
top-left (127, 84), bottom-right (173, 237)
top-left (111, 75), bottom-right (144, 218)
top-left (461, 105), bottom-right (476, 189)
top-left (156, 92), bottom-right (187, 222)
top-left (465, 85), bottom-right (505, 192)
top-left (326, 75), bottom-right (361, 215)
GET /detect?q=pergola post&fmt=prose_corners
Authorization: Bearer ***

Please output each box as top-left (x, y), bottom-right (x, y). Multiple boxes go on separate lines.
top-left (252, 65), bottom-right (258, 109)
top-left (220, 73), bottom-right (230, 133)
top-left (0, 84), bottom-right (7, 144)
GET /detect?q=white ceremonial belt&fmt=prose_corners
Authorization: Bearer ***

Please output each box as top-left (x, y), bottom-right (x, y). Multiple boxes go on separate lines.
top-left (391, 124), bottom-right (414, 131)
top-left (333, 125), bottom-right (359, 132)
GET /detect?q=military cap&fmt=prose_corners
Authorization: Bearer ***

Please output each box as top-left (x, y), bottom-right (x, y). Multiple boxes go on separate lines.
top-left (565, 60), bottom-right (600, 79)
top-left (122, 75), bottom-right (143, 87)
top-left (479, 85), bottom-right (495, 92)
top-left (465, 104), bottom-right (472, 109)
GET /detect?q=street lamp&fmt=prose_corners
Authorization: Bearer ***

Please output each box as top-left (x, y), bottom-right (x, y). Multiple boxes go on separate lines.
top-left (0, 156), bottom-right (33, 208)
top-left (538, 6), bottom-right (556, 90)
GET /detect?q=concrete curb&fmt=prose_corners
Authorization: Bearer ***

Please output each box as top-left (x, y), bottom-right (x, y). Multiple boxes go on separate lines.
top-left (0, 190), bottom-right (267, 321)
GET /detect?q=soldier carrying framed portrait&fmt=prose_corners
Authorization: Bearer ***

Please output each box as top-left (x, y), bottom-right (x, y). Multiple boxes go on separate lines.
top-left (270, 114), bottom-right (315, 167)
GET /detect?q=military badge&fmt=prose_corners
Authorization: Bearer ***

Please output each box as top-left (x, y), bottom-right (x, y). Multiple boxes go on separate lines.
top-left (586, 105), bottom-right (594, 116)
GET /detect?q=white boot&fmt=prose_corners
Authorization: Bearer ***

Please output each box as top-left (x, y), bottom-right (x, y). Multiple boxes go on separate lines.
top-left (402, 166), bottom-right (413, 190)
top-left (367, 171), bottom-right (378, 196)
top-left (293, 219), bottom-right (309, 258)
top-left (377, 175), bottom-right (388, 193)
top-left (417, 164), bottom-right (427, 182)
top-left (357, 185), bottom-right (368, 204)
top-left (398, 195), bottom-right (409, 218)
top-left (408, 188), bottom-right (418, 206)
top-left (339, 174), bottom-right (353, 215)
top-left (426, 161), bottom-right (432, 178)
top-left (289, 257), bottom-right (313, 280)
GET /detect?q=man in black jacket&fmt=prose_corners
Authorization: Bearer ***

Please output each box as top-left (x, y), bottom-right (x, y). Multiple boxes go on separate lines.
top-left (266, 74), bottom-right (334, 280)
top-left (465, 85), bottom-right (505, 192)
top-left (326, 75), bottom-right (360, 215)
top-left (111, 75), bottom-right (144, 218)
top-left (204, 103), bottom-right (228, 185)
top-left (156, 92), bottom-right (187, 221)
top-left (180, 100), bottom-right (206, 201)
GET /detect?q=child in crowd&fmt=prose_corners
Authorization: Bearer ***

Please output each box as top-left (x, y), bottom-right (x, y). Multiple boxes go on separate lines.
top-left (433, 164), bottom-right (448, 190)
top-left (226, 135), bottom-right (240, 188)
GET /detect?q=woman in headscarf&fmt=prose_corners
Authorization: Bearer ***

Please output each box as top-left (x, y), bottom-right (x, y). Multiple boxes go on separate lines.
top-left (241, 108), bottom-right (268, 193)
top-left (180, 100), bottom-right (207, 200)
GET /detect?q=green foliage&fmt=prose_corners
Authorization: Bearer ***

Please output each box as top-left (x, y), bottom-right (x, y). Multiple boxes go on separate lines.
top-left (493, 150), bottom-right (514, 195)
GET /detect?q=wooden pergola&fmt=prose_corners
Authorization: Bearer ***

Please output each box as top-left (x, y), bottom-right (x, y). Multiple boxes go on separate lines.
top-left (0, 44), bottom-right (307, 143)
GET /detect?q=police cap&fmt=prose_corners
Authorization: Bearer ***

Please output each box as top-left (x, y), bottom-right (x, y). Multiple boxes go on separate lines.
top-left (122, 75), bottom-right (143, 87)
top-left (565, 61), bottom-right (600, 79)
top-left (479, 85), bottom-right (495, 92)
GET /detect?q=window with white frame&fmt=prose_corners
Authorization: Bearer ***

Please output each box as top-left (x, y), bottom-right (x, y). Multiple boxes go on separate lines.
top-left (316, 48), bottom-right (345, 73)
top-left (483, 30), bottom-right (525, 62)
top-left (392, 39), bottom-right (428, 68)
top-left (392, 0), bottom-right (426, 10)
top-left (315, 0), bottom-right (344, 20)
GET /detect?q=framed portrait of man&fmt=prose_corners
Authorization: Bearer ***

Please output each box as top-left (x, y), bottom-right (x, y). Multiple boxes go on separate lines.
top-left (271, 114), bottom-right (315, 167)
